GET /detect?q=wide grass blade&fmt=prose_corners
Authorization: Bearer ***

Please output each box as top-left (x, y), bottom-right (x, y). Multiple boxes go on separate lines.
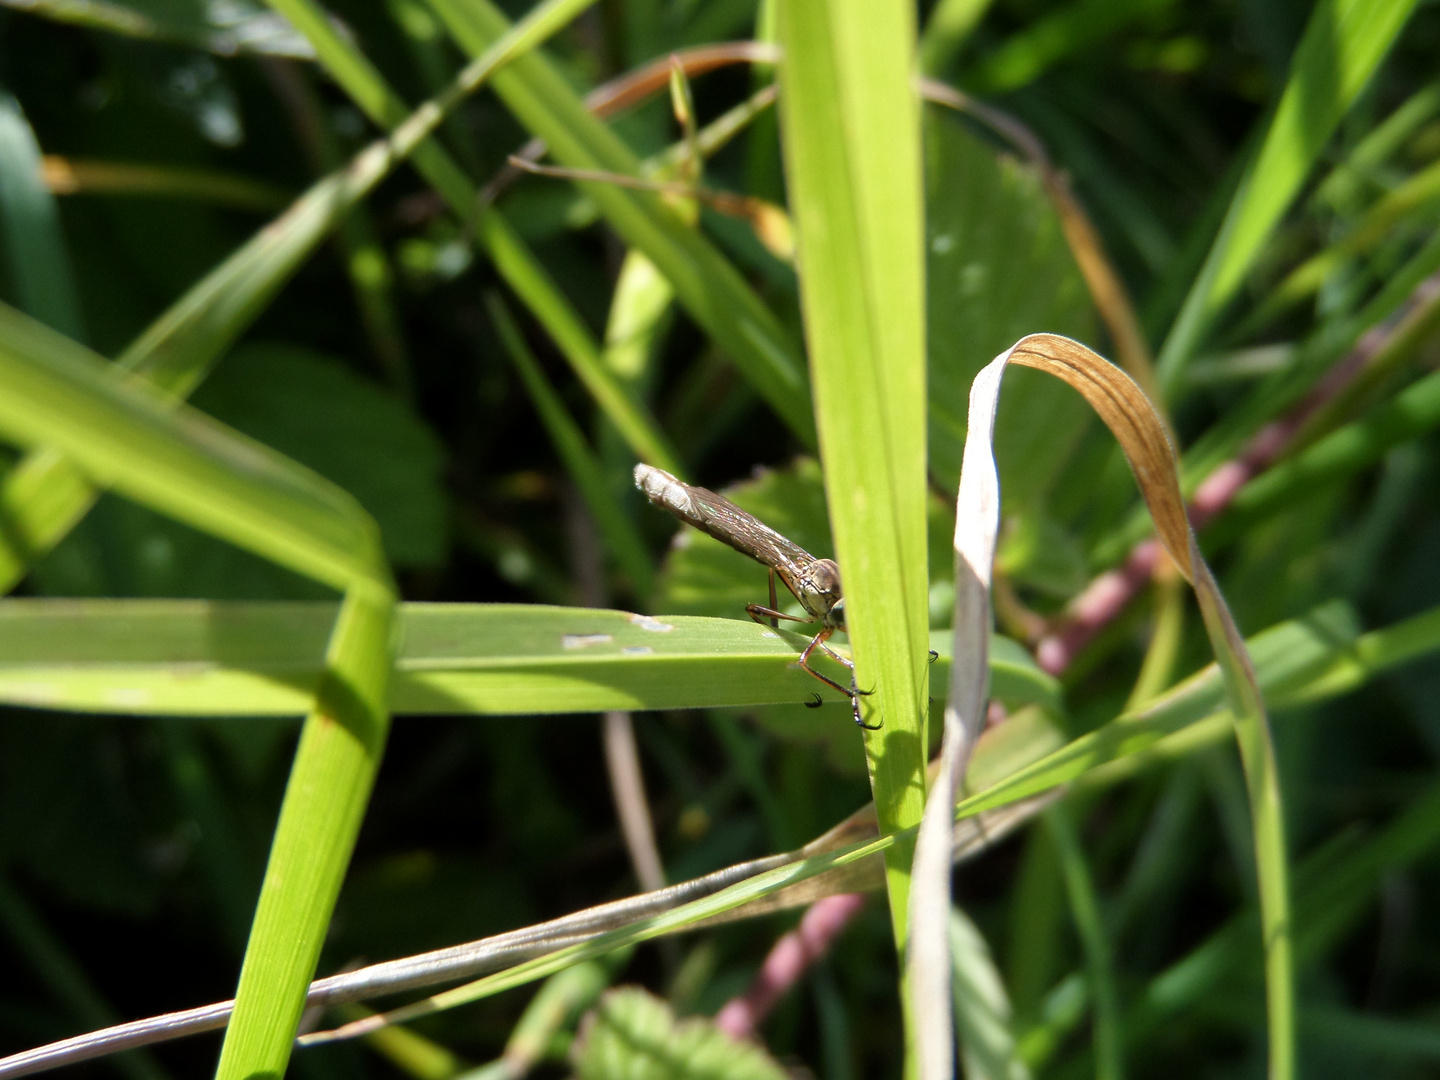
top-left (773, 0), bottom-right (931, 1070)
top-left (0, 601), bottom-right (1061, 719)
top-left (774, 0), bottom-right (928, 931)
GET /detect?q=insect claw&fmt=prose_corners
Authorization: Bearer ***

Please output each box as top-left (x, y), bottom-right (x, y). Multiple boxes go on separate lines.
top-left (804, 693), bottom-right (823, 709)
top-left (854, 685), bottom-right (876, 697)
top-left (853, 706), bottom-right (883, 731)
top-left (928, 650), bottom-right (939, 663)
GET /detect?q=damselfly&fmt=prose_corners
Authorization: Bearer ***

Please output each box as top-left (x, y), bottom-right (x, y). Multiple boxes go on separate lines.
top-left (634, 464), bottom-right (878, 729)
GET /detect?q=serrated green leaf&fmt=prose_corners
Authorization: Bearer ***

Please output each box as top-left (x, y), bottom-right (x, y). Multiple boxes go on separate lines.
top-left (573, 987), bottom-right (789, 1080)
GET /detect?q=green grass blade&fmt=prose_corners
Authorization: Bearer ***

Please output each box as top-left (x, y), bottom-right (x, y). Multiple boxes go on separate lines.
top-left (968, 0), bottom-right (1172, 95)
top-left (426, 0), bottom-right (816, 445)
top-left (0, 601), bottom-right (1061, 719)
top-left (0, 92), bottom-right (84, 340)
top-left (0, 302), bottom-right (386, 592)
top-left (0, 303), bottom-right (398, 1080)
top-left (773, 0), bottom-right (931, 1068)
top-left (215, 588), bottom-right (395, 1080)
top-left (1156, 0), bottom-right (1419, 392)
top-left (919, 0), bottom-right (994, 76)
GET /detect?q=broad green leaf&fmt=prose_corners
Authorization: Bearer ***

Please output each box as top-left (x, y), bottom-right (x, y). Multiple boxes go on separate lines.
top-left (572, 987), bottom-right (789, 1080)
top-left (925, 112), bottom-right (1095, 501)
top-left (192, 344), bottom-right (447, 567)
top-left (0, 601), bottom-right (1061, 718)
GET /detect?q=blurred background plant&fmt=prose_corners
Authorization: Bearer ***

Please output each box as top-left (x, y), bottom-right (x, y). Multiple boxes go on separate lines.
top-left (0, 0), bottom-right (1438, 1077)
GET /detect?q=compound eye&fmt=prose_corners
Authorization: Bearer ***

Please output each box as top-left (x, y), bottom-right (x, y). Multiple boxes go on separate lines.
top-left (809, 559), bottom-right (842, 600)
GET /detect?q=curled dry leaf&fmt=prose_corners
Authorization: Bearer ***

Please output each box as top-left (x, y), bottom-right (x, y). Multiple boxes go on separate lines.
top-left (909, 333), bottom-right (1292, 1080)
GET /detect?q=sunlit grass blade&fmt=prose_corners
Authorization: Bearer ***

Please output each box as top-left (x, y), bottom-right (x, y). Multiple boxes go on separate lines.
top-left (0, 302), bottom-right (385, 589)
top-left (0, 601), bottom-right (1061, 719)
top-left (425, 0), bottom-right (816, 445)
top-left (775, 0), bottom-right (928, 926)
top-left (215, 587), bottom-right (394, 1080)
top-left (0, 301), bottom-right (398, 1080)
top-left (1156, 0), bottom-right (1420, 392)
top-left (773, 0), bottom-right (931, 1071)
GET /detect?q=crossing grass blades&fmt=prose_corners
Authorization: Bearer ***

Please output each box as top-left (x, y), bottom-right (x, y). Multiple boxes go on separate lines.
top-left (634, 464), bottom-right (879, 728)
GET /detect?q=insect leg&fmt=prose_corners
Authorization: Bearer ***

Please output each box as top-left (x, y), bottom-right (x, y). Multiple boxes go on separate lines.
top-left (767, 568), bottom-right (779, 630)
top-left (746, 604), bottom-right (814, 625)
top-left (798, 629), bottom-right (880, 730)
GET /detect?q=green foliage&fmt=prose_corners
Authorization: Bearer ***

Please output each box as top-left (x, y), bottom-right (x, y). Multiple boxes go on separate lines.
top-left (0, 0), bottom-right (1439, 1078)
top-left (572, 988), bottom-right (789, 1080)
